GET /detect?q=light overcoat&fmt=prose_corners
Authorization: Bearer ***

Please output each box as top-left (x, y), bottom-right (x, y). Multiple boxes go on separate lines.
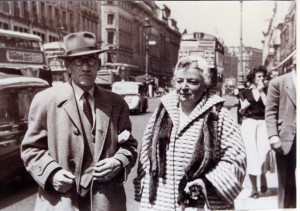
top-left (21, 82), bottom-right (138, 211)
top-left (265, 71), bottom-right (296, 154)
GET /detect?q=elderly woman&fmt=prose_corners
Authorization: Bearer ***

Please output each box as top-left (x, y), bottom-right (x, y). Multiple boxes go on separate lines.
top-left (238, 65), bottom-right (271, 199)
top-left (134, 55), bottom-right (246, 210)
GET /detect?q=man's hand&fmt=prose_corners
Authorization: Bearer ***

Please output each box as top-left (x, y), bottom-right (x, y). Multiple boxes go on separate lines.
top-left (93, 158), bottom-right (122, 182)
top-left (270, 136), bottom-right (284, 155)
top-left (51, 169), bottom-right (75, 193)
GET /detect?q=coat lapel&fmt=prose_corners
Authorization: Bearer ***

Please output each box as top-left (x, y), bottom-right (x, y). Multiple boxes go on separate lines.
top-left (93, 86), bottom-right (112, 163)
top-left (285, 72), bottom-right (296, 106)
top-left (57, 82), bottom-right (83, 136)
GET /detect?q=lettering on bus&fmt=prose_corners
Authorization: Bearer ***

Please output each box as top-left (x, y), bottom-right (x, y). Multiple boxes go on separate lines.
top-left (6, 50), bottom-right (44, 63)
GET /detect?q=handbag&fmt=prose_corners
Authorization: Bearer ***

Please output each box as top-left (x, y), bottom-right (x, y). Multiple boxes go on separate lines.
top-left (265, 150), bottom-right (276, 173)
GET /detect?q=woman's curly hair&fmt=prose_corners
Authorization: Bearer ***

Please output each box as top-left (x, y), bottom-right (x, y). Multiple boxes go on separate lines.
top-left (173, 55), bottom-right (212, 87)
top-left (246, 65), bottom-right (267, 84)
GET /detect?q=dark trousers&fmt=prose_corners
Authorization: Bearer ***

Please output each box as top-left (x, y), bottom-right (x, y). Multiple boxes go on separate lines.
top-left (275, 137), bottom-right (296, 208)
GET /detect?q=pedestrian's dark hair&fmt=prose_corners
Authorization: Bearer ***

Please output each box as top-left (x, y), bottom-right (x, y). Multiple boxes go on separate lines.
top-left (246, 65), bottom-right (267, 84)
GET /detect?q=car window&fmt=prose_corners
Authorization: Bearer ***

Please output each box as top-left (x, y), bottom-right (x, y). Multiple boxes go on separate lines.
top-left (18, 90), bottom-right (36, 121)
top-left (0, 94), bottom-right (17, 125)
top-left (0, 88), bottom-right (43, 126)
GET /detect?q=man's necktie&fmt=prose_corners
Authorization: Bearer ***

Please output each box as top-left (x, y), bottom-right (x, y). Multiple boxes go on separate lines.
top-left (82, 92), bottom-right (93, 126)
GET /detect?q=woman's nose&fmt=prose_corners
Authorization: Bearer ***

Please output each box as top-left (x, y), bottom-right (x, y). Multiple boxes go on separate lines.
top-left (181, 81), bottom-right (189, 90)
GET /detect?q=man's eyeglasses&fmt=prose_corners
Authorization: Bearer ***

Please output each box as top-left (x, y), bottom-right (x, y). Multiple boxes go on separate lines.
top-left (72, 56), bottom-right (97, 66)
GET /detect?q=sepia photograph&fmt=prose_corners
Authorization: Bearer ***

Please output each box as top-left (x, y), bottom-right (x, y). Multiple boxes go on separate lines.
top-left (0, 1), bottom-right (296, 210)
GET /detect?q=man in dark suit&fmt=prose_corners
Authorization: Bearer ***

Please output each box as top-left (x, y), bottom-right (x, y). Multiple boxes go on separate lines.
top-left (21, 31), bottom-right (138, 211)
top-left (265, 56), bottom-right (296, 208)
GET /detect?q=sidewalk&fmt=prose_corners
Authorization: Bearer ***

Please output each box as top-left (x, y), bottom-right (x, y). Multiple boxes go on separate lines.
top-left (235, 171), bottom-right (279, 210)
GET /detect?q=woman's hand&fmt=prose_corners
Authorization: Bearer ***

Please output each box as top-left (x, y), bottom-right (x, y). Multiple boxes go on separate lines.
top-left (239, 99), bottom-right (250, 114)
top-left (184, 178), bottom-right (207, 200)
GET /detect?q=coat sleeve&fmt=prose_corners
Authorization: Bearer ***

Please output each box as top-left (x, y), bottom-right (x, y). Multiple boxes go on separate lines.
top-left (265, 79), bottom-right (280, 138)
top-left (205, 107), bottom-right (246, 205)
top-left (21, 91), bottom-right (61, 189)
top-left (113, 99), bottom-right (138, 182)
top-left (133, 107), bottom-right (159, 201)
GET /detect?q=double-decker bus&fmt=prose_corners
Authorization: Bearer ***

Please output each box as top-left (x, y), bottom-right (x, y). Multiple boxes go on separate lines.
top-left (178, 32), bottom-right (224, 95)
top-left (0, 29), bottom-right (52, 85)
top-left (43, 41), bottom-right (69, 86)
top-left (96, 63), bottom-right (140, 90)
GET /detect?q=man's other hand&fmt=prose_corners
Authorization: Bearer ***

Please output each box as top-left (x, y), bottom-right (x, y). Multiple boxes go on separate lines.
top-left (93, 158), bottom-right (122, 182)
top-left (270, 136), bottom-right (284, 155)
top-left (51, 169), bottom-right (75, 193)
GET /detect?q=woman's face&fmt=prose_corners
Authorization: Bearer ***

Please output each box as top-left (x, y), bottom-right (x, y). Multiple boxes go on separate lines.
top-left (254, 71), bottom-right (265, 86)
top-left (174, 68), bottom-right (206, 106)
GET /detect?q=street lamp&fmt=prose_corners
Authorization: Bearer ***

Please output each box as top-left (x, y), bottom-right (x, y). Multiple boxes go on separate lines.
top-left (143, 17), bottom-right (152, 77)
top-left (238, 0), bottom-right (245, 90)
top-left (57, 22), bottom-right (65, 41)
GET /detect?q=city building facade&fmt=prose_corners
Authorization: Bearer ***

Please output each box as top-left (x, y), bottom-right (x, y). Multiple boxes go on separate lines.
top-left (224, 46), bottom-right (238, 79)
top-left (0, 1), bottom-right (101, 45)
top-left (262, 1), bottom-right (296, 74)
top-left (100, 1), bottom-right (181, 87)
top-left (0, 1), bottom-right (180, 87)
top-left (228, 46), bottom-right (263, 81)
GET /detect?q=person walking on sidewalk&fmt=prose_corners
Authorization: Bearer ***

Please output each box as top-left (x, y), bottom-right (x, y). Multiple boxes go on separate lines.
top-left (21, 31), bottom-right (138, 211)
top-left (265, 55), bottom-right (296, 208)
top-left (134, 55), bottom-right (246, 210)
top-left (238, 65), bottom-right (272, 199)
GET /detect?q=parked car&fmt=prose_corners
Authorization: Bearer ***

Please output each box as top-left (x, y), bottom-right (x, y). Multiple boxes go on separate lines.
top-left (0, 73), bottom-right (49, 183)
top-left (112, 81), bottom-right (148, 114)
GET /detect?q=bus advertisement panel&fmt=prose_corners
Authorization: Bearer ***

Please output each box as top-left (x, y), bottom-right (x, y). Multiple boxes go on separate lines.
top-left (0, 29), bottom-right (51, 85)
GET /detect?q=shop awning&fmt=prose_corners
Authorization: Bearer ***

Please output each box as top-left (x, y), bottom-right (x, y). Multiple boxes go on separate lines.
top-left (272, 50), bottom-right (296, 70)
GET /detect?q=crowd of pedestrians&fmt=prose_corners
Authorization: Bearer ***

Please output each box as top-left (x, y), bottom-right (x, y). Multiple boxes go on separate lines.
top-left (20, 31), bottom-right (296, 211)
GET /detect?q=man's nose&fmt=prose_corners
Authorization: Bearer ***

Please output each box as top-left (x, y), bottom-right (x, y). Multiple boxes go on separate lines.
top-left (82, 62), bottom-right (90, 71)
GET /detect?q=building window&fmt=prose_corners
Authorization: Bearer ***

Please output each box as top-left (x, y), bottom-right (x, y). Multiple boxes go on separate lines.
top-left (107, 31), bottom-right (114, 44)
top-left (3, 2), bottom-right (9, 13)
top-left (107, 14), bottom-right (114, 25)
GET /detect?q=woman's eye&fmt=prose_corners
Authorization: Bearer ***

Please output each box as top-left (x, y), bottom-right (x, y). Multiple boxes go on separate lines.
top-left (188, 80), bottom-right (198, 85)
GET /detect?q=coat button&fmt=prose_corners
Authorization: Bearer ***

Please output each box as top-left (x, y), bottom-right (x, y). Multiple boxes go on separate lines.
top-left (73, 128), bottom-right (80, 135)
top-left (37, 166), bottom-right (42, 173)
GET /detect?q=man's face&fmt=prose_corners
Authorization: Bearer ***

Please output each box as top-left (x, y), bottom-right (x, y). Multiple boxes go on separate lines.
top-left (271, 70), bottom-right (279, 79)
top-left (66, 54), bottom-right (100, 90)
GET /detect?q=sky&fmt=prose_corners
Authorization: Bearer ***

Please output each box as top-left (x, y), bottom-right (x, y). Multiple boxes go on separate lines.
top-left (156, 1), bottom-right (292, 49)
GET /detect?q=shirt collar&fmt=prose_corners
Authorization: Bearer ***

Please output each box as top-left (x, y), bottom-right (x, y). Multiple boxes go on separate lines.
top-left (72, 81), bottom-right (95, 99)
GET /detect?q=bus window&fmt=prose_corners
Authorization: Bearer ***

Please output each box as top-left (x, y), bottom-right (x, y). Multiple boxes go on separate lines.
top-left (0, 35), bottom-right (5, 48)
top-left (6, 37), bottom-right (15, 48)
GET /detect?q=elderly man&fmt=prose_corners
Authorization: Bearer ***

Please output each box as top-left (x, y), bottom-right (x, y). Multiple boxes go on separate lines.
top-left (21, 31), bottom-right (138, 211)
top-left (265, 56), bottom-right (296, 208)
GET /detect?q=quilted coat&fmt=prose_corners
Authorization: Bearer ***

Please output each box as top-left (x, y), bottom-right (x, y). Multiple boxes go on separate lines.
top-left (134, 91), bottom-right (246, 210)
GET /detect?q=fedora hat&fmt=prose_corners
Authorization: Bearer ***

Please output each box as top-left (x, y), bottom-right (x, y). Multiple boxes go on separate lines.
top-left (59, 31), bottom-right (107, 58)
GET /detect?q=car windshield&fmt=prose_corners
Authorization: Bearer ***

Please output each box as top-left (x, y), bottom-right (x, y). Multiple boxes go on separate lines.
top-left (112, 83), bottom-right (140, 95)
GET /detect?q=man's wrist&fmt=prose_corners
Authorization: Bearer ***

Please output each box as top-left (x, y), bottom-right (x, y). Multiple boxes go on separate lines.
top-left (114, 158), bottom-right (124, 168)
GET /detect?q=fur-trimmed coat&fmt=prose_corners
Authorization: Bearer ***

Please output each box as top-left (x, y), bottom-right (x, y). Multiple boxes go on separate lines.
top-left (134, 91), bottom-right (246, 210)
